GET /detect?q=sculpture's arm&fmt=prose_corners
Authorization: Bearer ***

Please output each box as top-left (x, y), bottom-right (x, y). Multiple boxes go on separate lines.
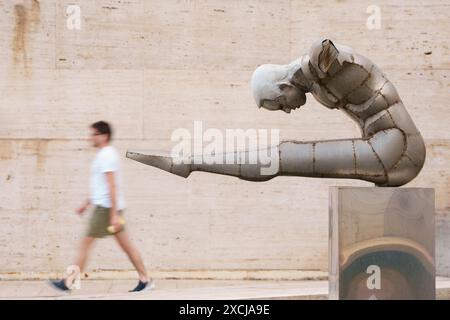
top-left (126, 127), bottom-right (416, 186)
top-left (306, 38), bottom-right (354, 79)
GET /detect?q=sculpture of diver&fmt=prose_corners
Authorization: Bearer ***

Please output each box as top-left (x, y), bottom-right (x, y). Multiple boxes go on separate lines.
top-left (127, 39), bottom-right (426, 187)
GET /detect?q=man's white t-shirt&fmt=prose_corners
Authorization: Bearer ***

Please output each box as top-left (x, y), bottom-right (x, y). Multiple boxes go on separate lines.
top-left (89, 146), bottom-right (126, 210)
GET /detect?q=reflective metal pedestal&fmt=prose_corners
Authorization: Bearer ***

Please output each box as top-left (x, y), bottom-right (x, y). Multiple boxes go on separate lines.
top-left (329, 187), bottom-right (435, 300)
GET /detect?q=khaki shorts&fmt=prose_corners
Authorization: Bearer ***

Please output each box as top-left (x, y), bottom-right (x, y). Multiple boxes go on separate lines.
top-left (86, 205), bottom-right (125, 238)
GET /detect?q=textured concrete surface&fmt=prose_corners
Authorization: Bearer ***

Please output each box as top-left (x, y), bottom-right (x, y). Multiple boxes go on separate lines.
top-left (0, 0), bottom-right (449, 278)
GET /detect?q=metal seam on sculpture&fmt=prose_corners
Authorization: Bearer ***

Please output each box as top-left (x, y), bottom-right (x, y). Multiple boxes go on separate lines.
top-left (345, 108), bottom-right (365, 129)
top-left (309, 172), bottom-right (384, 179)
top-left (318, 43), bottom-right (330, 74)
top-left (380, 91), bottom-right (400, 107)
top-left (308, 60), bottom-right (320, 81)
top-left (346, 93), bottom-right (376, 115)
top-left (342, 73), bottom-right (371, 104)
top-left (365, 79), bottom-right (389, 112)
top-left (169, 157), bottom-right (174, 173)
top-left (293, 67), bottom-right (312, 91)
top-left (311, 63), bottom-right (339, 103)
top-left (385, 108), bottom-right (399, 130)
top-left (382, 128), bottom-right (408, 173)
top-left (405, 139), bottom-right (426, 169)
top-left (300, 172), bottom-right (384, 178)
top-left (367, 138), bottom-right (389, 184)
top-left (278, 144), bottom-right (283, 173)
top-left (404, 154), bottom-right (420, 168)
top-left (312, 142), bottom-right (316, 174)
top-left (363, 111), bottom-right (395, 136)
top-left (321, 83), bottom-right (340, 103)
top-left (341, 64), bottom-right (373, 102)
top-left (346, 62), bottom-right (372, 78)
top-left (351, 140), bottom-right (357, 174)
top-left (406, 132), bottom-right (421, 137)
top-left (370, 80), bottom-right (389, 102)
top-left (388, 153), bottom-right (416, 174)
top-left (374, 81), bottom-right (388, 102)
top-left (397, 127), bottom-right (409, 158)
top-left (281, 140), bottom-right (309, 144)
top-left (357, 64), bottom-right (374, 87)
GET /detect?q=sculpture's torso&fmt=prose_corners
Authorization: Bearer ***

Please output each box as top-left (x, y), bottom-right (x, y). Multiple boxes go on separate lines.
top-left (289, 41), bottom-right (426, 186)
top-left (296, 49), bottom-right (418, 137)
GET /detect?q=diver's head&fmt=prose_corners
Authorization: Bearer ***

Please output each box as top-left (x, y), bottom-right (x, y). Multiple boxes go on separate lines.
top-left (251, 64), bottom-right (306, 113)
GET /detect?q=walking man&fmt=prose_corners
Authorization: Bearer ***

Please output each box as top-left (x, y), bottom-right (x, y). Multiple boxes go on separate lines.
top-left (49, 121), bottom-right (153, 293)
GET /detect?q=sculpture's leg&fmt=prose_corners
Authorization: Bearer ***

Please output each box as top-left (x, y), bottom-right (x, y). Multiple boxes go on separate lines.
top-left (125, 150), bottom-right (193, 178)
top-left (282, 127), bottom-right (421, 186)
top-left (125, 149), bottom-right (279, 181)
top-left (127, 128), bottom-right (418, 186)
top-left (282, 128), bottom-right (396, 186)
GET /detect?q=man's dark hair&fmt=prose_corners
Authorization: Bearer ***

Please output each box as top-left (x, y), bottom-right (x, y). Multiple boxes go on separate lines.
top-left (91, 121), bottom-right (112, 141)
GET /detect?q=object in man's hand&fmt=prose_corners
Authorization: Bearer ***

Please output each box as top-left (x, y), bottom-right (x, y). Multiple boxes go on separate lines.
top-left (107, 216), bottom-right (125, 233)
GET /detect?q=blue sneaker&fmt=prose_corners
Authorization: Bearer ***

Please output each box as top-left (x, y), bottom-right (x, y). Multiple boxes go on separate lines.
top-left (129, 279), bottom-right (155, 292)
top-left (47, 279), bottom-right (71, 292)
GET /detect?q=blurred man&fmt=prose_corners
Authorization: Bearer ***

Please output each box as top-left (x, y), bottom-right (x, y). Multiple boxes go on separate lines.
top-left (49, 121), bottom-right (153, 293)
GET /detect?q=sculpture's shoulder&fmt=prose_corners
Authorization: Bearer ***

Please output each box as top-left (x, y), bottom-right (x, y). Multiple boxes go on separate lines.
top-left (306, 39), bottom-right (377, 81)
top-left (306, 39), bottom-right (355, 78)
top-left (302, 39), bottom-right (396, 108)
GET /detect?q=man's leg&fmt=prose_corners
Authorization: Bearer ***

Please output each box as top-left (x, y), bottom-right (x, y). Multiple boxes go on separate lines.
top-left (114, 231), bottom-right (148, 282)
top-left (66, 236), bottom-right (96, 286)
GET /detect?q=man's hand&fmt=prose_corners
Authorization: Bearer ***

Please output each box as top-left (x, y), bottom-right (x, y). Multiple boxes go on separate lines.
top-left (76, 200), bottom-right (90, 215)
top-left (105, 171), bottom-right (121, 231)
top-left (109, 210), bottom-right (121, 231)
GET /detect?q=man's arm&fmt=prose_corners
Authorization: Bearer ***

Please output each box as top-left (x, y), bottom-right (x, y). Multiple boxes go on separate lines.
top-left (76, 198), bottom-right (91, 215)
top-left (105, 171), bottom-right (120, 228)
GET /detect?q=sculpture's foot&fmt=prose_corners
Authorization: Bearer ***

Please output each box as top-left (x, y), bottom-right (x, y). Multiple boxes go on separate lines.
top-left (126, 149), bottom-right (191, 178)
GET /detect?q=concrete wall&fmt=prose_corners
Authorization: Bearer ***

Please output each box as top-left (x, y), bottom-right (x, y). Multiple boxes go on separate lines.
top-left (0, 0), bottom-right (449, 279)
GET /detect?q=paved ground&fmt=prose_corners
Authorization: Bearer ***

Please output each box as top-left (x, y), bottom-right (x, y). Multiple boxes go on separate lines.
top-left (0, 279), bottom-right (327, 300)
top-left (1, 278), bottom-right (449, 300)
